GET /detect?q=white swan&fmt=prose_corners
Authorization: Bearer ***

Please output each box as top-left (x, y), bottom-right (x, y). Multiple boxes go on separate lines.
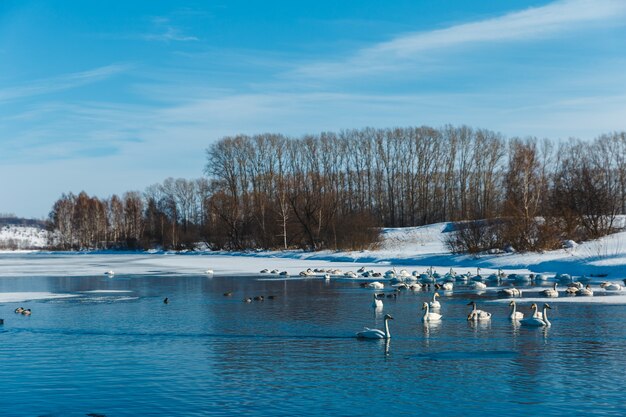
top-left (324, 273), bottom-right (331, 280)
top-left (467, 301), bottom-right (491, 321)
top-left (509, 300), bottom-right (524, 320)
top-left (205, 269), bottom-right (214, 275)
top-left (576, 284), bottom-right (593, 296)
top-left (499, 287), bottom-right (522, 297)
top-left (367, 281), bottom-right (385, 290)
top-left (356, 314), bottom-right (394, 339)
top-left (105, 270), bottom-right (114, 276)
top-left (429, 292), bottom-right (441, 309)
top-left (471, 281), bottom-right (487, 290)
top-left (521, 303), bottom-right (551, 327)
top-left (600, 282), bottom-right (623, 291)
top-left (422, 302), bottom-right (442, 322)
top-left (542, 283), bottom-right (559, 298)
top-left (372, 294), bottom-right (383, 309)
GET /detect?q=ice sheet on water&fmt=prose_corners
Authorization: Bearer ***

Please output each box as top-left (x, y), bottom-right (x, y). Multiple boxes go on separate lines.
top-left (0, 292), bottom-right (78, 303)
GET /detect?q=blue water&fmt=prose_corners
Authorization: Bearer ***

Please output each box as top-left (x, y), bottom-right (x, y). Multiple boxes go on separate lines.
top-left (1, 272), bottom-right (626, 416)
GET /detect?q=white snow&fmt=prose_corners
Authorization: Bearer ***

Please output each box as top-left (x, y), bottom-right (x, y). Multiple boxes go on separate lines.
top-left (0, 225), bottom-right (48, 250)
top-left (0, 221), bottom-right (625, 280)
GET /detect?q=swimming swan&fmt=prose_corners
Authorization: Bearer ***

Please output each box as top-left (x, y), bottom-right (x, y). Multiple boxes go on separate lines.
top-left (521, 303), bottom-right (551, 327)
top-left (509, 300), bottom-right (524, 320)
top-left (356, 314), bottom-right (394, 339)
top-left (429, 292), bottom-right (441, 309)
top-left (372, 294), bottom-right (383, 309)
top-left (467, 301), bottom-right (492, 321)
top-left (542, 283), bottom-right (559, 298)
top-left (422, 302), bottom-right (442, 322)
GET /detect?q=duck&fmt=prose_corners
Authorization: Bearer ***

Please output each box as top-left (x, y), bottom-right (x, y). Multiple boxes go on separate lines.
top-left (163, 297), bottom-right (169, 304)
top-left (14, 307), bottom-right (24, 314)
top-left (576, 284), bottom-right (593, 296)
top-left (356, 314), bottom-right (394, 339)
top-left (428, 292), bottom-right (441, 309)
top-left (508, 300), bottom-right (524, 320)
top-left (422, 302), bottom-right (442, 322)
top-left (205, 269), bottom-right (214, 275)
top-left (22, 309), bottom-right (32, 316)
top-left (520, 303), bottom-right (551, 327)
top-left (223, 291), bottom-right (233, 297)
top-left (105, 270), bottom-right (114, 276)
top-left (279, 271), bottom-right (289, 276)
top-left (541, 283), bottom-right (559, 298)
top-left (372, 294), bottom-right (383, 309)
top-left (260, 269), bottom-right (269, 273)
top-left (467, 301), bottom-right (491, 321)
top-left (270, 269), bottom-right (280, 274)
top-left (600, 282), bottom-right (623, 291)
top-left (243, 297), bottom-right (252, 303)
top-left (253, 296), bottom-right (264, 301)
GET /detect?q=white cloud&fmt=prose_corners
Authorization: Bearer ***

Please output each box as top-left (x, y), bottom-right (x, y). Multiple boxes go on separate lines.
top-left (0, 64), bottom-right (130, 102)
top-left (295, 0), bottom-right (626, 78)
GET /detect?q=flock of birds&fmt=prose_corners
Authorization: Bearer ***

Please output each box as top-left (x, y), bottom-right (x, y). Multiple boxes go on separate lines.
top-left (256, 266), bottom-right (624, 340)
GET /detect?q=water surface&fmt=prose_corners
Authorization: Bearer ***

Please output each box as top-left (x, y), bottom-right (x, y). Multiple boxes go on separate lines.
top-left (1, 271), bottom-right (625, 416)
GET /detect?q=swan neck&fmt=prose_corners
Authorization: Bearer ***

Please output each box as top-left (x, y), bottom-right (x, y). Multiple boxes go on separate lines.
top-left (384, 318), bottom-right (391, 338)
top-left (543, 307), bottom-right (551, 325)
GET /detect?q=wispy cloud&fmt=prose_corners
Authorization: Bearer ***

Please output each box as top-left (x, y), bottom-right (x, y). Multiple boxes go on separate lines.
top-left (0, 64), bottom-right (130, 103)
top-left (140, 17), bottom-right (198, 42)
top-left (295, 0), bottom-right (626, 78)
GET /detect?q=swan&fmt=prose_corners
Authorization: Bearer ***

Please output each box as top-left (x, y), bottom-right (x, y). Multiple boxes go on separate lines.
top-left (438, 282), bottom-right (453, 291)
top-left (324, 273), bottom-right (331, 280)
top-left (367, 281), bottom-right (385, 290)
top-left (509, 301), bottom-right (524, 320)
top-left (521, 303), bottom-right (551, 327)
top-left (243, 297), bottom-right (252, 303)
top-left (467, 301), bottom-right (492, 321)
top-left (422, 302), bottom-right (442, 322)
top-left (499, 287), bottom-right (522, 297)
top-left (205, 269), bottom-right (214, 275)
top-left (576, 285), bottom-right (593, 296)
top-left (357, 266), bottom-right (366, 273)
top-left (344, 271), bottom-right (358, 278)
top-left (105, 270), bottom-right (114, 276)
top-left (429, 292), bottom-right (441, 309)
top-left (372, 294), bottom-right (383, 309)
top-left (600, 282), bottom-right (623, 291)
top-left (542, 283), bottom-right (559, 298)
top-left (356, 314), bottom-right (394, 339)
top-left (471, 281), bottom-right (487, 290)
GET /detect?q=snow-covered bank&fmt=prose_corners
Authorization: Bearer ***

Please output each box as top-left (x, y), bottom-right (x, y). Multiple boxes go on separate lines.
top-left (0, 225), bottom-right (48, 250)
top-left (0, 221), bottom-right (625, 279)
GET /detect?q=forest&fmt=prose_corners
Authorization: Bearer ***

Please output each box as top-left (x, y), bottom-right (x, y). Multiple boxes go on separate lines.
top-left (47, 125), bottom-right (626, 253)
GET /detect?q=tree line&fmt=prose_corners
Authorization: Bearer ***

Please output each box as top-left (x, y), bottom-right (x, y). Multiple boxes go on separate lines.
top-left (47, 126), bottom-right (626, 252)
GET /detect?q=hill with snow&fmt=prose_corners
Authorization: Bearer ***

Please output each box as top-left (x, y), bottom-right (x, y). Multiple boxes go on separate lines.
top-left (0, 225), bottom-right (49, 250)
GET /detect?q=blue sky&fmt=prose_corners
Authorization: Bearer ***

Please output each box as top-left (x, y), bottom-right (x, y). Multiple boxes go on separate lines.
top-left (2, 0), bottom-right (626, 218)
